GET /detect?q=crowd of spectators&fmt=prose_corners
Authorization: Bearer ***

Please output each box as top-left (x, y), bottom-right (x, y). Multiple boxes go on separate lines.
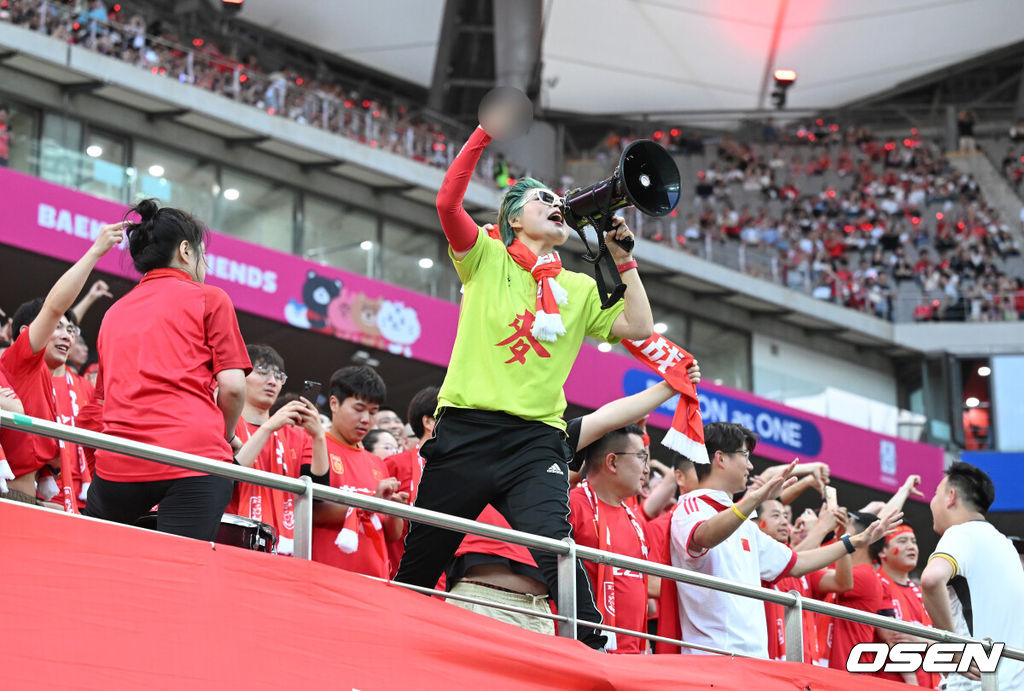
top-left (0, 0), bottom-right (527, 186)
top-left (2, 206), bottom-right (1022, 684)
top-left (592, 123), bottom-right (1024, 323)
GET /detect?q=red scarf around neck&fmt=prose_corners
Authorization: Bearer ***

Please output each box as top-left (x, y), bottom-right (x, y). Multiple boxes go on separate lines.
top-left (624, 334), bottom-right (709, 464)
top-left (487, 226), bottom-right (568, 342)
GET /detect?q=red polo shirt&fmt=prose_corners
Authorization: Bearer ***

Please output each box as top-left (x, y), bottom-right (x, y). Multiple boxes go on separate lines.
top-left (0, 329), bottom-right (60, 476)
top-left (311, 433), bottom-right (391, 578)
top-left (93, 268), bottom-right (250, 482)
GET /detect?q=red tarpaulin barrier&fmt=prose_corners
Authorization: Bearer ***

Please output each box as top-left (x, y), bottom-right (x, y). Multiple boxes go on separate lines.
top-left (0, 501), bottom-right (905, 690)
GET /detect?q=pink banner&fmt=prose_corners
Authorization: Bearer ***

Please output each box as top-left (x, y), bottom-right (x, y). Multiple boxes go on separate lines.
top-left (0, 168), bottom-right (943, 496)
top-left (0, 167), bottom-right (458, 367)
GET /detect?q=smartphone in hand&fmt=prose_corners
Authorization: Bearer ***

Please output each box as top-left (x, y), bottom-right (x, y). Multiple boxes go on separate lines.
top-left (301, 380), bottom-right (322, 405)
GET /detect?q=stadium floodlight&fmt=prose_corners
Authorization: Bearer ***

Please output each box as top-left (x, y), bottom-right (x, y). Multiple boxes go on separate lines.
top-left (221, 0), bottom-right (243, 13)
top-left (770, 69), bottom-right (797, 110)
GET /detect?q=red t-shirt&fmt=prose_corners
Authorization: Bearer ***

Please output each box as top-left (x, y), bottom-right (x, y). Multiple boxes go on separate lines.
top-left (828, 564), bottom-right (895, 672)
top-left (52, 368), bottom-right (96, 507)
top-left (311, 433), bottom-right (391, 578)
top-left (877, 571), bottom-right (939, 688)
top-left (93, 268), bottom-right (251, 482)
top-left (765, 571), bottom-right (826, 663)
top-left (226, 419), bottom-right (311, 556)
top-left (384, 446), bottom-right (422, 577)
top-left (568, 486), bottom-right (649, 654)
top-left (0, 329), bottom-right (60, 476)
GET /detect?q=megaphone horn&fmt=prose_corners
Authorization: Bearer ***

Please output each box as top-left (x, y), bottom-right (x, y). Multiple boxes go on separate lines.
top-left (560, 139), bottom-right (681, 310)
top-left (561, 139), bottom-right (682, 233)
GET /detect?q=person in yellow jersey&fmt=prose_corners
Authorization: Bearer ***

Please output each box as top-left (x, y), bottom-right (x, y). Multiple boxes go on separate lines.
top-left (395, 119), bottom-right (653, 650)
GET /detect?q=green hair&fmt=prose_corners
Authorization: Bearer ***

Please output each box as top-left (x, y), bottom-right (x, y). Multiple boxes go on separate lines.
top-left (496, 177), bottom-right (548, 247)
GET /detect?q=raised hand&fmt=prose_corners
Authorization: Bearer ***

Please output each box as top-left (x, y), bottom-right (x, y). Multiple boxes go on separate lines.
top-left (858, 510), bottom-right (904, 547)
top-left (86, 279), bottom-right (113, 301)
top-left (902, 474), bottom-right (924, 498)
top-left (265, 400), bottom-right (306, 432)
top-left (687, 359), bottom-right (701, 385)
top-left (606, 215), bottom-right (635, 262)
top-left (743, 459), bottom-right (798, 505)
top-left (91, 221), bottom-right (128, 257)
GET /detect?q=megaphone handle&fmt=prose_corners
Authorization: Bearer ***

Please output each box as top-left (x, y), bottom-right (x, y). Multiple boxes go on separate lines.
top-left (595, 248), bottom-right (628, 309)
top-left (611, 232), bottom-right (634, 253)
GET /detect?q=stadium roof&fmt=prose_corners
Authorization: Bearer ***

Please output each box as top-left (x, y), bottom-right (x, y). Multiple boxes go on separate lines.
top-left (238, 0), bottom-right (1024, 118)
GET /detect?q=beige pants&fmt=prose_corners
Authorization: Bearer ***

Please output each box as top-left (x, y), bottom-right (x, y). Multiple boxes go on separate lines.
top-left (446, 581), bottom-right (556, 636)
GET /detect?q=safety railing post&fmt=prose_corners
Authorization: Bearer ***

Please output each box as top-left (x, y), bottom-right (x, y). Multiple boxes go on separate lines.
top-left (784, 589), bottom-right (804, 662)
top-left (981, 638), bottom-right (999, 691)
top-left (292, 475), bottom-right (314, 560)
top-left (557, 537), bottom-right (577, 640)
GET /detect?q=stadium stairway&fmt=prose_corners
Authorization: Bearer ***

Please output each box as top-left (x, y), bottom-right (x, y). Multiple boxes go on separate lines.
top-left (948, 151), bottom-right (1024, 241)
top-left (1, 499), bottom-right (907, 690)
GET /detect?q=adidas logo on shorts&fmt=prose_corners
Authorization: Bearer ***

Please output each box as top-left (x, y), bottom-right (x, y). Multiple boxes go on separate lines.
top-left (546, 463), bottom-right (564, 475)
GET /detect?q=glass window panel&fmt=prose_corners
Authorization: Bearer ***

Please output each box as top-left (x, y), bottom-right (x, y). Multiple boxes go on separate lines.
top-left (39, 113), bottom-right (82, 189)
top-left (79, 129), bottom-right (128, 202)
top-left (688, 319), bottom-right (750, 390)
top-left (302, 195), bottom-right (376, 276)
top-left (1, 103), bottom-right (39, 176)
top-left (380, 221), bottom-right (441, 296)
top-left (216, 167), bottom-right (295, 253)
top-left (132, 141), bottom-right (216, 222)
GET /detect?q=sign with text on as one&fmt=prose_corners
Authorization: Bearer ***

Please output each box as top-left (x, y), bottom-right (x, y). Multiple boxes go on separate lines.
top-left (621, 368), bottom-right (942, 499)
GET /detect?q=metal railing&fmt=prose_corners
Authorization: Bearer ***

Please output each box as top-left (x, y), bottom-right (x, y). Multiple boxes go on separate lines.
top-left (2, 410), bottom-right (1022, 685)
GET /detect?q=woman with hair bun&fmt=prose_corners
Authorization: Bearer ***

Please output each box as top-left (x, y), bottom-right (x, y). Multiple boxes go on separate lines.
top-left (83, 199), bottom-right (250, 540)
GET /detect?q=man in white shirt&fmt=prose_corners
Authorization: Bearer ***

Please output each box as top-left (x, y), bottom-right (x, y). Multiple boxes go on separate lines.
top-left (921, 462), bottom-right (1024, 691)
top-left (670, 421), bottom-right (899, 658)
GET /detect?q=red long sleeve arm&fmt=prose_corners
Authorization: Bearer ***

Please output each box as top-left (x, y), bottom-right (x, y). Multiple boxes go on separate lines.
top-left (436, 126), bottom-right (492, 252)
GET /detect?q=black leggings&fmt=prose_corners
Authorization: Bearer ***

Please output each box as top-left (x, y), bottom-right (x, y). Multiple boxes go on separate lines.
top-left (395, 408), bottom-right (606, 649)
top-left (84, 473), bottom-right (233, 541)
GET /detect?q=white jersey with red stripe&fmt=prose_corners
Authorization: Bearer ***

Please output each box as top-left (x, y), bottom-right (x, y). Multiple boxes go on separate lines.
top-left (670, 488), bottom-right (798, 658)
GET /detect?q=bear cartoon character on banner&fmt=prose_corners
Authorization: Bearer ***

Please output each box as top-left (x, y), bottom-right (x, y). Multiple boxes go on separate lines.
top-left (285, 271), bottom-right (342, 331)
top-left (378, 300), bottom-right (422, 357)
top-left (327, 289), bottom-right (384, 348)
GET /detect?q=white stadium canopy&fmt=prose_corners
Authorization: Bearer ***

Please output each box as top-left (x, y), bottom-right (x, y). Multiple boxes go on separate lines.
top-left (236, 0), bottom-right (1024, 117)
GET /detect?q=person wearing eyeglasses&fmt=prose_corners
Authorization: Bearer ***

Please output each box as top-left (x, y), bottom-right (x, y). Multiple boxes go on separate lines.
top-left (228, 345), bottom-right (326, 556)
top-left (81, 199), bottom-right (250, 540)
top-left (0, 222), bottom-right (123, 505)
top-left (395, 109), bottom-right (653, 652)
top-left (669, 421), bottom-right (902, 659)
top-left (568, 424), bottom-right (653, 653)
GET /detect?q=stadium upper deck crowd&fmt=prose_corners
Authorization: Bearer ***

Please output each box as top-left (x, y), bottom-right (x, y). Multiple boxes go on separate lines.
top-left (0, 0), bottom-right (525, 186)
top-left (3, 1), bottom-right (1023, 326)
top-left (598, 123), bottom-right (1024, 324)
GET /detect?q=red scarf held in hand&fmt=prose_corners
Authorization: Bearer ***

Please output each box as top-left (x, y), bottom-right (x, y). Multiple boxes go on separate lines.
top-left (487, 227), bottom-right (568, 342)
top-left (335, 507), bottom-right (387, 562)
top-left (624, 334), bottom-right (709, 464)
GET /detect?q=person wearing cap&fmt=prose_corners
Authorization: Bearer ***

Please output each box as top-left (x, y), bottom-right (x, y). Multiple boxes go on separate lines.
top-left (873, 524), bottom-right (939, 688)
